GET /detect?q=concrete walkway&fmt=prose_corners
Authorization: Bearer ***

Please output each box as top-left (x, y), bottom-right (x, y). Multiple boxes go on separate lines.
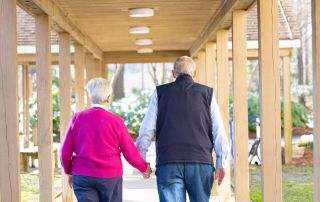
top-left (122, 142), bottom-right (233, 202)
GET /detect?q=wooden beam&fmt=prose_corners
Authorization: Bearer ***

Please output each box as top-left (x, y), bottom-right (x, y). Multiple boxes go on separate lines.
top-left (228, 48), bottom-right (293, 60)
top-left (18, 53), bottom-right (74, 65)
top-left (283, 56), bottom-right (292, 164)
top-left (232, 10), bottom-right (249, 202)
top-left (205, 42), bottom-right (217, 90)
top-left (22, 64), bottom-right (30, 148)
top-left (313, 0), bottom-right (320, 200)
top-left (36, 14), bottom-right (54, 202)
top-left (258, 0), bottom-right (282, 201)
top-left (0, 0), bottom-right (20, 201)
top-left (58, 32), bottom-right (73, 202)
top-left (74, 44), bottom-right (85, 112)
top-left (216, 29), bottom-right (230, 201)
top-left (190, 0), bottom-right (256, 57)
top-left (17, 0), bottom-right (103, 59)
top-left (103, 51), bottom-right (189, 64)
top-left (198, 51), bottom-right (206, 85)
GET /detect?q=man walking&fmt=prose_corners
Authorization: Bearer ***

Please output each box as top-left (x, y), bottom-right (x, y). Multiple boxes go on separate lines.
top-left (136, 56), bottom-right (228, 202)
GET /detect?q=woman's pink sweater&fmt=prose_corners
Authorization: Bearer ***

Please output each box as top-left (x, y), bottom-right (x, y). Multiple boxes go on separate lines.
top-left (60, 106), bottom-right (148, 178)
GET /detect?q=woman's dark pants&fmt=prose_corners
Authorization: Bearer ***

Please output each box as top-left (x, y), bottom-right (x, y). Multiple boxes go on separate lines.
top-left (73, 175), bottom-right (122, 202)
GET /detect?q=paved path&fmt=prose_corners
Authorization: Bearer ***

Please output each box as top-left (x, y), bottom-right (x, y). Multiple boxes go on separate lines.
top-left (122, 142), bottom-right (234, 202)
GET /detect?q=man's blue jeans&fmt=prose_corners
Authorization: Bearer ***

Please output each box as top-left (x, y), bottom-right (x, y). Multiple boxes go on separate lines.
top-left (156, 163), bottom-right (214, 202)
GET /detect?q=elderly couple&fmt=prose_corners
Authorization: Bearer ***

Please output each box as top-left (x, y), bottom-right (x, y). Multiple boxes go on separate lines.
top-left (60, 56), bottom-right (229, 202)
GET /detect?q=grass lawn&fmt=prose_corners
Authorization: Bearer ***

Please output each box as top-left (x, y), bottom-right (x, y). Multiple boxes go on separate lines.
top-left (248, 165), bottom-right (313, 202)
top-left (21, 170), bottom-right (62, 202)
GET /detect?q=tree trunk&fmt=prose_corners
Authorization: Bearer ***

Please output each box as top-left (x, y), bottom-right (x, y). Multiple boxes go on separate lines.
top-left (112, 64), bottom-right (125, 100)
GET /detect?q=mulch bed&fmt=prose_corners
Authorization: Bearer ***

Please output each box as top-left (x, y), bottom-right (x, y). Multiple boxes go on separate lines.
top-left (290, 147), bottom-right (313, 166)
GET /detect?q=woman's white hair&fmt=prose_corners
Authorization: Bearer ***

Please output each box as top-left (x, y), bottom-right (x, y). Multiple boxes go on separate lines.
top-left (173, 56), bottom-right (196, 77)
top-left (86, 78), bottom-right (112, 104)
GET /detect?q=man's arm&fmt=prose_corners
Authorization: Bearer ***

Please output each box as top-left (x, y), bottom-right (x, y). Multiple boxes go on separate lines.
top-left (136, 90), bottom-right (158, 160)
top-left (210, 93), bottom-right (229, 169)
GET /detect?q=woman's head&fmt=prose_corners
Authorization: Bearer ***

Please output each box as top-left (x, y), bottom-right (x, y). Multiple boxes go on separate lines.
top-left (86, 78), bottom-right (112, 105)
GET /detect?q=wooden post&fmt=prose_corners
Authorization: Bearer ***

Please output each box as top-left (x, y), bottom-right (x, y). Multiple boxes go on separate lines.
top-left (36, 14), bottom-right (54, 202)
top-left (283, 56), bottom-right (292, 164)
top-left (101, 63), bottom-right (106, 78)
top-left (216, 29), bottom-right (230, 201)
top-left (194, 57), bottom-right (199, 82)
top-left (205, 42), bottom-right (217, 90)
top-left (85, 53), bottom-right (95, 105)
top-left (0, 0), bottom-right (20, 201)
top-left (198, 51), bottom-right (206, 85)
top-left (74, 44), bottom-right (85, 112)
top-left (22, 64), bottom-right (30, 148)
top-left (232, 10), bottom-right (249, 202)
top-left (258, 0), bottom-right (282, 201)
top-left (312, 0), bottom-right (320, 200)
top-left (58, 32), bottom-right (73, 202)
top-left (94, 58), bottom-right (101, 77)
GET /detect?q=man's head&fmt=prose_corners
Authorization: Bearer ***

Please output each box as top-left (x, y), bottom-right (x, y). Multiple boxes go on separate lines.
top-left (86, 77), bottom-right (113, 106)
top-left (172, 56), bottom-right (197, 79)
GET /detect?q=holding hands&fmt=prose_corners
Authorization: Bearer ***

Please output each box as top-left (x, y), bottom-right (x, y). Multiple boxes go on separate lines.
top-left (142, 163), bottom-right (152, 179)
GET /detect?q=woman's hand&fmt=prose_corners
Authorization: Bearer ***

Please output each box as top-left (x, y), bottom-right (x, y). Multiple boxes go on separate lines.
top-left (142, 163), bottom-right (152, 179)
top-left (68, 175), bottom-right (73, 189)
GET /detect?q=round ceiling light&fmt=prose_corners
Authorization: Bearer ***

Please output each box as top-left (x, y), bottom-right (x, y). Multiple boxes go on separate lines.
top-left (135, 39), bottom-right (153, 46)
top-left (137, 48), bottom-right (153, 54)
top-left (129, 26), bottom-right (150, 34)
top-left (129, 8), bottom-right (154, 18)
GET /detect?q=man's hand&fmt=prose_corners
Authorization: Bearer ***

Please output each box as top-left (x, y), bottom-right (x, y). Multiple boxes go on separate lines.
top-left (215, 168), bottom-right (225, 185)
top-left (68, 175), bottom-right (73, 189)
top-left (142, 163), bottom-right (152, 179)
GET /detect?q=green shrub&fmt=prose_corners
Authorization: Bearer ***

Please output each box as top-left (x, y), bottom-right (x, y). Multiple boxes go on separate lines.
top-left (110, 89), bottom-right (151, 135)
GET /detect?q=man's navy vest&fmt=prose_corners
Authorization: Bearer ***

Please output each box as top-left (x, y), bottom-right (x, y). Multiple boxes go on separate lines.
top-left (156, 74), bottom-right (214, 166)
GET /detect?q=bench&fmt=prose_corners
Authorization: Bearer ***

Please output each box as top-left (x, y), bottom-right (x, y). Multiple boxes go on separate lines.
top-left (20, 143), bottom-right (60, 172)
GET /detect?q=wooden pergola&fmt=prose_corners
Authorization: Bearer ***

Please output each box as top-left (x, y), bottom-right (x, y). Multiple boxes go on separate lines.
top-left (0, 0), bottom-right (319, 202)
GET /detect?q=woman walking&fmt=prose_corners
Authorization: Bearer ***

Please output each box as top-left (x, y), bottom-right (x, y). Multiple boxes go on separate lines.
top-left (60, 78), bottom-right (151, 202)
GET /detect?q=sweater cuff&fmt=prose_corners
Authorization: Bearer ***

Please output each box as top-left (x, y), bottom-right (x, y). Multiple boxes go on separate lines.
top-left (140, 162), bottom-right (148, 173)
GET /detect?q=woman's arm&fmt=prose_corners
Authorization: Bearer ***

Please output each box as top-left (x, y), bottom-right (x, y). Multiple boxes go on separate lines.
top-left (60, 117), bottom-right (75, 175)
top-left (117, 118), bottom-right (148, 173)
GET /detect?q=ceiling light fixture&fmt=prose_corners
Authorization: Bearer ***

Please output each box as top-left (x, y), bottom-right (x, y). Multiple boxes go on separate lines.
top-left (129, 8), bottom-right (154, 18)
top-left (135, 39), bottom-right (153, 46)
top-left (137, 48), bottom-right (153, 54)
top-left (129, 26), bottom-right (150, 34)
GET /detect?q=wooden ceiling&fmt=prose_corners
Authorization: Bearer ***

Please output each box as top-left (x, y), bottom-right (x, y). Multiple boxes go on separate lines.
top-left (52, 0), bottom-right (223, 52)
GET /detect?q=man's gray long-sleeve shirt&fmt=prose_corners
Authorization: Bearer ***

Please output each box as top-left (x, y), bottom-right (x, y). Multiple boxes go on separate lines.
top-left (136, 90), bottom-right (229, 168)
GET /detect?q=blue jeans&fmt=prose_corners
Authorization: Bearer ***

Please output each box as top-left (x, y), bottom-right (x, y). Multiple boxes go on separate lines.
top-left (73, 175), bottom-right (122, 202)
top-left (156, 163), bottom-right (214, 202)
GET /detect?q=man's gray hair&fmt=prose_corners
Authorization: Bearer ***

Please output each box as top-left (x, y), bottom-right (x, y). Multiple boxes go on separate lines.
top-left (173, 56), bottom-right (196, 77)
top-left (86, 78), bottom-right (112, 104)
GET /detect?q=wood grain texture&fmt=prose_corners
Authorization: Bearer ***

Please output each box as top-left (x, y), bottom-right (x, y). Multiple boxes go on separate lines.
top-left (232, 10), bottom-right (249, 202)
top-left (74, 44), bottom-right (85, 112)
top-left (312, 0), bottom-right (320, 200)
top-left (258, 0), bottom-right (282, 201)
top-left (58, 32), bottom-right (73, 202)
top-left (85, 53), bottom-right (95, 106)
top-left (103, 51), bottom-right (189, 64)
top-left (36, 14), bottom-right (54, 202)
top-left (205, 42), bottom-right (217, 90)
top-left (216, 29), bottom-right (231, 202)
top-left (283, 56), bottom-right (292, 164)
top-left (22, 64), bottom-right (30, 148)
top-left (197, 51), bottom-right (206, 85)
top-left (0, 0), bottom-right (20, 201)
